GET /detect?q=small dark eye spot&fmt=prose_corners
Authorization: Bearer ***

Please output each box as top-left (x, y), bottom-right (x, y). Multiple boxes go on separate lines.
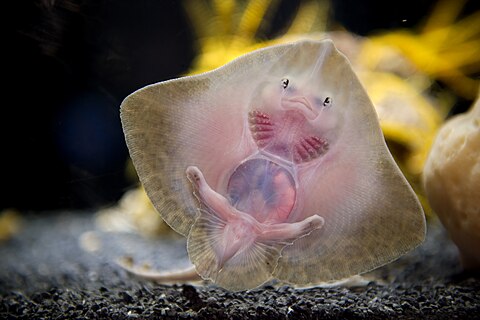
top-left (281, 78), bottom-right (289, 89)
top-left (323, 97), bottom-right (332, 107)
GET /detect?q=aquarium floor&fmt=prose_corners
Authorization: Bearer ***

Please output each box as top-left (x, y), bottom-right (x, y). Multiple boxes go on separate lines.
top-left (1, 211), bottom-right (479, 319)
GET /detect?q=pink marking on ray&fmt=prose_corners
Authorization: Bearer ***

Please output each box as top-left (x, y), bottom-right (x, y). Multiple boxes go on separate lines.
top-left (249, 110), bottom-right (275, 148)
top-left (253, 124), bottom-right (274, 131)
top-left (295, 143), bottom-right (311, 163)
top-left (294, 136), bottom-right (328, 163)
top-left (254, 131), bottom-right (275, 140)
top-left (249, 111), bottom-right (271, 124)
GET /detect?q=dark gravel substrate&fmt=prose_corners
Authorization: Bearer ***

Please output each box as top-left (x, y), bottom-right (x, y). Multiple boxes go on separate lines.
top-left (1, 211), bottom-right (479, 319)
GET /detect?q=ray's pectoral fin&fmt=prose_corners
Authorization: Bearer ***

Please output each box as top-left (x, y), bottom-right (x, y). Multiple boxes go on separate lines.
top-left (185, 166), bottom-right (324, 291)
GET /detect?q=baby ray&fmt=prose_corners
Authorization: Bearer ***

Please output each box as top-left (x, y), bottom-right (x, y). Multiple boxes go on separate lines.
top-left (120, 39), bottom-right (426, 291)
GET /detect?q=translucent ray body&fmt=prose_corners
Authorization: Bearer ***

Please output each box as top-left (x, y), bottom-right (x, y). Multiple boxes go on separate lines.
top-left (120, 40), bottom-right (426, 291)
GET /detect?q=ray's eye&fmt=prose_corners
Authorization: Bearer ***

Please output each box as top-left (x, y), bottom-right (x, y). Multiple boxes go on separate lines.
top-left (281, 78), bottom-right (289, 89)
top-left (323, 97), bottom-right (332, 107)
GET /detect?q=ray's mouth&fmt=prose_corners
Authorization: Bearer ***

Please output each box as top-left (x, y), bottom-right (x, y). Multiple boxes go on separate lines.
top-left (281, 96), bottom-right (318, 120)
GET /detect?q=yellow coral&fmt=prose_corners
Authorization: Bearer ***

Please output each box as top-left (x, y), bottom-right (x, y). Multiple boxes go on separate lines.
top-left (359, 0), bottom-right (480, 100)
top-left (183, 0), bottom-right (329, 74)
